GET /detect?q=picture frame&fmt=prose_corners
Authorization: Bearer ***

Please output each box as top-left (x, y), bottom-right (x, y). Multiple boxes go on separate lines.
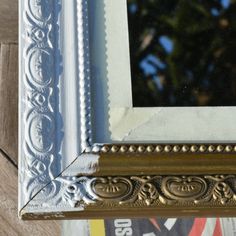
top-left (19, 0), bottom-right (236, 220)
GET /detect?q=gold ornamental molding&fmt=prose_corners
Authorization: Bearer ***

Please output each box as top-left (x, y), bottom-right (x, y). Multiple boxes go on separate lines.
top-left (63, 174), bottom-right (236, 208)
top-left (99, 144), bottom-right (236, 154)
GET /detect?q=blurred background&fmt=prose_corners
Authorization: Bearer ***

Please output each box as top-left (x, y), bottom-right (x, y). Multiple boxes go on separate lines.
top-left (127, 0), bottom-right (236, 107)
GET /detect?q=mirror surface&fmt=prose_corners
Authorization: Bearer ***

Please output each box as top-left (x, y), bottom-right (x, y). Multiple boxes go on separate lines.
top-left (127, 0), bottom-right (236, 107)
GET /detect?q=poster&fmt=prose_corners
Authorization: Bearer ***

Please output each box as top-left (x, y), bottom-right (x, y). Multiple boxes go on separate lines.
top-left (88, 218), bottom-right (236, 236)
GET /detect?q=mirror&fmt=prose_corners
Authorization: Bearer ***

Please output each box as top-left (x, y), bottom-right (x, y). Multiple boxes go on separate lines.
top-left (127, 0), bottom-right (236, 107)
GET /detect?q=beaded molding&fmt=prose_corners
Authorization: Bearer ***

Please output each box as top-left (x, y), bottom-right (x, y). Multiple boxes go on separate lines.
top-left (99, 144), bottom-right (236, 154)
top-left (77, 0), bottom-right (93, 151)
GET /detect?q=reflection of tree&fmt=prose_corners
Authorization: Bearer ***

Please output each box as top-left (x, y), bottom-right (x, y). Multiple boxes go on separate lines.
top-left (127, 0), bottom-right (236, 106)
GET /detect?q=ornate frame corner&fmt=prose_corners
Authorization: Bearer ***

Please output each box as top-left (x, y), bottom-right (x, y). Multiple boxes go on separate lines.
top-left (19, 0), bottom-right (236, 220)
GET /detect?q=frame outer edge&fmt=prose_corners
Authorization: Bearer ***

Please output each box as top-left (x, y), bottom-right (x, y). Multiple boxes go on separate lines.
top-left (18, 0), bottom-right (23, 215)
top-left (19, 0), bottom-right (96, 219)
top-left (19, 0), bottom-right (64, 215)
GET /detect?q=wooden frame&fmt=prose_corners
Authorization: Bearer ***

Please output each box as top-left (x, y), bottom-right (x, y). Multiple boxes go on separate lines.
top-left (19, 0), bottom-right (236, 220)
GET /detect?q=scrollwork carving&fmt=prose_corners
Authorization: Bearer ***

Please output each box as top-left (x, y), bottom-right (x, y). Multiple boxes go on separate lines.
top-left (21, 0), bottom-right (93, 211)
top-left (27, 49), bottom-right (53, 87)
top-left (63, 175), bottom-right (236, 209)
top-left (63, 177), bottom-right (96, 207)
top-left (91, 177), bottom-right (133, 201)
top-left (162, 176), bottom-right (207, 201)
top-left (196, 175), bottom-right (236, 205)
top-left (22, 0), bottom-right (62, 204)
top-left (124, 176), bottom-right (171, 206)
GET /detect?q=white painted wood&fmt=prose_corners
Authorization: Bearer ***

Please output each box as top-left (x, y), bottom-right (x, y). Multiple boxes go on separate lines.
top-left (89, 0), bottom-right (133, 143)
top-left (60, 0), bottom-right (82, 170)
top-left (108, 107), bottom-right (236, 142)
top-left (19, 0), bottom-right (93, 217)
top-left (89, 0), bottom-right (236, 144)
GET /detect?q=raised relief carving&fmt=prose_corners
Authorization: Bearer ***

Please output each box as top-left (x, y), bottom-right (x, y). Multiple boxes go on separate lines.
top-left (91, 177), bottom-right (133, 201)
top-left (28, 0), bottom-right (53, 22)
top-left (124, 176), bottom-right (171, 206)
top-left (63, 177), bottom-right (96, 207)
top-left (28, 49), bottom-right (53, 86)
top-left (28, 113), bottom-right (54, 153)
top-left (162, 176), bottom-right (207, 201)
top-left (63, 175), bottom-right (236, 209)
top-left (25, 153), bottom-right (59, 201)
top-left (22, 0), bottom-right (95, 211)
top-left (28, 89), bottom-right (50, 111)
top-left (23, 0), bottom-right (62, 203)
top-left (196, 175), bottom-right (236, 205)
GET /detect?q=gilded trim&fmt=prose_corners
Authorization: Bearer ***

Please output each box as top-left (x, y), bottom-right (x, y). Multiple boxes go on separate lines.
top-left (63, 175), bottom-right (236, 208)
top-left (98, 144), bottom-right (236, 154)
